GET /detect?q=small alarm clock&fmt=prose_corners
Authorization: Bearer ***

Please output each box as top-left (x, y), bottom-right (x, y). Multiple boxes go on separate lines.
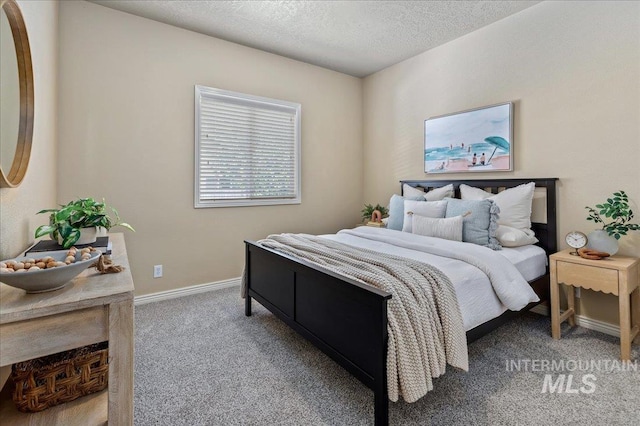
top-left (565, 231), bottom-right (588, 255)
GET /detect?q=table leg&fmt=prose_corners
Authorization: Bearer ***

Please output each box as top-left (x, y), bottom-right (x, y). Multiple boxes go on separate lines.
top-left (619, 291), bottom-right (631, 361)
top-left (633, 287), bottom-right (640, 345)
top-left (108, 298), bottom-right (134, 425)
top-left (550, 260), bottom-right (561, 339)
top-left (566, 285), bottom-right (576, 327)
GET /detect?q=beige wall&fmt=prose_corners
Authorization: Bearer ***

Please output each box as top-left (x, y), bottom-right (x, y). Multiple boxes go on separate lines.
top-left (363, 1), bottom-right (640, 325)
top-left (0, 0), bottom-right (58, 387)
top-left (1, 7), bottom-right (20, 166)
top-left (3, 0), bottom-right (637, 327)
top-left (57, 1), bottom-right (363, 296)
top-left (0, 0), bottom-right (58, 260)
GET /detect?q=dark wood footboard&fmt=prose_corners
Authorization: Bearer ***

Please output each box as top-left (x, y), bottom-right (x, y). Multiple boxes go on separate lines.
top-left (245, 241), bottom-right (392, 425)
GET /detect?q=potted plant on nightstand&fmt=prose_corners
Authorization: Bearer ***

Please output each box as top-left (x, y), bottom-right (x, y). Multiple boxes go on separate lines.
top-left (361, 203), bottom-right (389, 224)
top-left (35, 198), bottom-right (135, 249)
top-left (585, 190), bottom-right (639, 255)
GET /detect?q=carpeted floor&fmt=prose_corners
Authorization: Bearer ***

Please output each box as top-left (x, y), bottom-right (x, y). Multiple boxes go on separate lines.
top-left (134, 286), bottom-right (640, 425)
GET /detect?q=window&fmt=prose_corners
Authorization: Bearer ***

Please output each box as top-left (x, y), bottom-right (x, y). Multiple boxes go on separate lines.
top-left (194, 85), bottom-right (301, 208)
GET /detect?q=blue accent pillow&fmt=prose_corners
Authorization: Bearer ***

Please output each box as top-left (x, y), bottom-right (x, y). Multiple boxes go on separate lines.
top-left (387, 194), bottom-right (424, 231)
top-left (445, 198), bottom-right (501, 250)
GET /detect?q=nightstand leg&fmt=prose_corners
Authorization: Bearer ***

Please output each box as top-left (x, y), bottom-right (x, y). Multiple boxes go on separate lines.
top-left (108, 299), bottom-right (134, 425)
top-left (619, 291), bottom-right (631, 361)
top-left (633, 288), bottom-right (640, 345)
top-left (631, 287), bottom-right (640, 344)
top-left (550, 261), bottom-right (561, 339)
top-left (566, 285), bottom-right (576, 327)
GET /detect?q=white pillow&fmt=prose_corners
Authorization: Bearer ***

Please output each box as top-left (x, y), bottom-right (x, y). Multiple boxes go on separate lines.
top-left (460, 182), bottom-right (535, 231)
top-left (412, 214), bottom-right (463, 242)
top-left (424, 184), bottom-right (454, 201)
top-left (402, 200), bottom-right (447, 233)
top-left (402, 183), bottom-right (426, 198)
top-left (495, 225), bottom-right (539, 247)
top-left (402, 183), bottom-right (454, 201)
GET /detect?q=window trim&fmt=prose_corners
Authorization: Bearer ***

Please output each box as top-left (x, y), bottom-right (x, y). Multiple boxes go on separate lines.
top-left (194, 85), bottom-right (301, 208)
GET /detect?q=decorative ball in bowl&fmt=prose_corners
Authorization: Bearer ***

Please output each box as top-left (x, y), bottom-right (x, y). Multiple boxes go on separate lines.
top-left (0, 250), bottom-right (101, 293)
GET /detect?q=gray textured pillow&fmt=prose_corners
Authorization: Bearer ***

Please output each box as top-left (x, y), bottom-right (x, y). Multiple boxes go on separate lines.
top-left (402, 200), bottom-right (448, 233)
top-left (412, 215), bottom-right (463, 242)
top-left (445, 198), bottom-right (501, 250)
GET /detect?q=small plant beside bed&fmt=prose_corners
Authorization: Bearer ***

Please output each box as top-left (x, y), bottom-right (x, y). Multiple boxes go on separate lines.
top-left (361, 203), bottom-right (388, 223)
top-left (585, 190), bottom-right (639, 240)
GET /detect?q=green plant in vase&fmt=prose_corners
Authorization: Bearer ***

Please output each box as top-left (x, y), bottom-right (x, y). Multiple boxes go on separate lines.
top-left (585, 190), bottom-right (639, 239)
top-left (35, 198), bottom-right (135, 248)
top-left (585, 190), bottom-right (639, 255)
top-left (361, 204), bottom-right (389, 223)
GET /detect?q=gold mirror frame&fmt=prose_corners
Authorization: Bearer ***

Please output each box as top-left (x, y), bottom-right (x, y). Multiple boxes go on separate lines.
top-left (0, 0), bottom-right (33, 188)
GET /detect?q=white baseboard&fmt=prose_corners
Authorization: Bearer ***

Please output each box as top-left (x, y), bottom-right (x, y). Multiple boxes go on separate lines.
top-left (134, 281), bottom-right (622, 339)
top-left (530, 304), bottom-right (620, 338)
top-left (134, 277), bottom-right (241, 306)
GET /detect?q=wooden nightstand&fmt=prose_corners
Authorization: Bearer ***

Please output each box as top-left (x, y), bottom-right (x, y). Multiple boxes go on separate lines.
top-left (550, 249), bottom-right (640, 360)
top-left (0, 233), bottom-right (134, 424)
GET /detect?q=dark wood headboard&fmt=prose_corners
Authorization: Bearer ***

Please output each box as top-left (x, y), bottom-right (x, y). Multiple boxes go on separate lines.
top-left (400, 178), bottom-right (558, 256)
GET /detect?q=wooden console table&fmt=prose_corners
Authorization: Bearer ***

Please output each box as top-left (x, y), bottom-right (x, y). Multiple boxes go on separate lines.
top-left (0, 233), bottom-right (134, 425)
top-left (550, 248), bottom-right (640, 360)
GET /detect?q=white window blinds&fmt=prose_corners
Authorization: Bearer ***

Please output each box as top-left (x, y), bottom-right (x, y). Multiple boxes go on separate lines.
top-left (195, 86), bottom-right (301, 208)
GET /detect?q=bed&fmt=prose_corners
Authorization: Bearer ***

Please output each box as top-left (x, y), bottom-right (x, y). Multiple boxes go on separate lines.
top-left (243, 178), bottom-right (558, 425)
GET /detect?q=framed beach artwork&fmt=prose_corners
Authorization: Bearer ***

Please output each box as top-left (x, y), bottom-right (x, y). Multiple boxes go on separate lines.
top-left (424, 102), bottom-right (513, 174)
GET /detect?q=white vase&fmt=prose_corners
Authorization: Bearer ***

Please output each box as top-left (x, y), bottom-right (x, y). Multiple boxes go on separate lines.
top-left (58, 226), bottom-right (98, 246)
top-left (587, 229), bottom-right (618, 255)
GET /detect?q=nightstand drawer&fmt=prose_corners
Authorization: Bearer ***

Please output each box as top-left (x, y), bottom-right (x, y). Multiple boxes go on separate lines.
top-left (557, 262), bottom-right (619, 294)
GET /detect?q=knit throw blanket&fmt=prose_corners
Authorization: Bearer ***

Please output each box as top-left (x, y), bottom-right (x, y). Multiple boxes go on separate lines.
top-left (250, 233), bottom-right (468, 403)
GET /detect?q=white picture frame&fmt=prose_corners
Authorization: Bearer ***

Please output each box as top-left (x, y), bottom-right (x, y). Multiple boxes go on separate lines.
top-left (424, 102), bottom-right (513, 174)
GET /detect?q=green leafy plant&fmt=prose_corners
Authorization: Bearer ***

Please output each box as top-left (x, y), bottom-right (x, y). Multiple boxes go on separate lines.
top-left (585, 190), bottom-right (639, 240)
top-left (35, 198), bottom-right (135, 248)
top-left (361, 203), bottom-right (389, 222)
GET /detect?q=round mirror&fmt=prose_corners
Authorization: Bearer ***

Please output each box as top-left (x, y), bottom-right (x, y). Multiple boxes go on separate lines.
top-left (0, 0), bottom-right (33, 188)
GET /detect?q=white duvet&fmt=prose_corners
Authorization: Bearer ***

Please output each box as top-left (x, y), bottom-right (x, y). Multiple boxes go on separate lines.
top-left (321, 226), bottom-right (541, 330)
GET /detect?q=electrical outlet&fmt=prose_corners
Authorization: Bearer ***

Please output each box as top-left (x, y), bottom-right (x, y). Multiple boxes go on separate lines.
top-left (153, 265), bottom-right (163, 278)
top-left (575, 287), bottom-right (581, 298)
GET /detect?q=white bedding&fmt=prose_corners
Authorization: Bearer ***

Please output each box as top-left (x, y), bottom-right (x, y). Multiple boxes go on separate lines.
top-left (320, 226), bottom-right (546, 331)
top-left (496, 244), bottom-right (547, 282)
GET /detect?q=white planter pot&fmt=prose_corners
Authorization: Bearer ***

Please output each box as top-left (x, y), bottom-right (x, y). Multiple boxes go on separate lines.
top-left (586, 229), bottom-right (619, 255)
top-left (58, 226), bottom-right (98, 246)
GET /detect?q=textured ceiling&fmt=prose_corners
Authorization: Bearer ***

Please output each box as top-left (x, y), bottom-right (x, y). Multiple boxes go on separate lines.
top-left (89, 0), bottom-right (541, 77)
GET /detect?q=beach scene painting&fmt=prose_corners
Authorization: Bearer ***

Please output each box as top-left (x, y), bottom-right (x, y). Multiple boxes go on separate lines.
top-left (424, 102), bottom-right (513, 173)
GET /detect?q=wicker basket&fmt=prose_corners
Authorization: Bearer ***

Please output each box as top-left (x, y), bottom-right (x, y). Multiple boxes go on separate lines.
top-left (11, 342), bottom-right (109, 412)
